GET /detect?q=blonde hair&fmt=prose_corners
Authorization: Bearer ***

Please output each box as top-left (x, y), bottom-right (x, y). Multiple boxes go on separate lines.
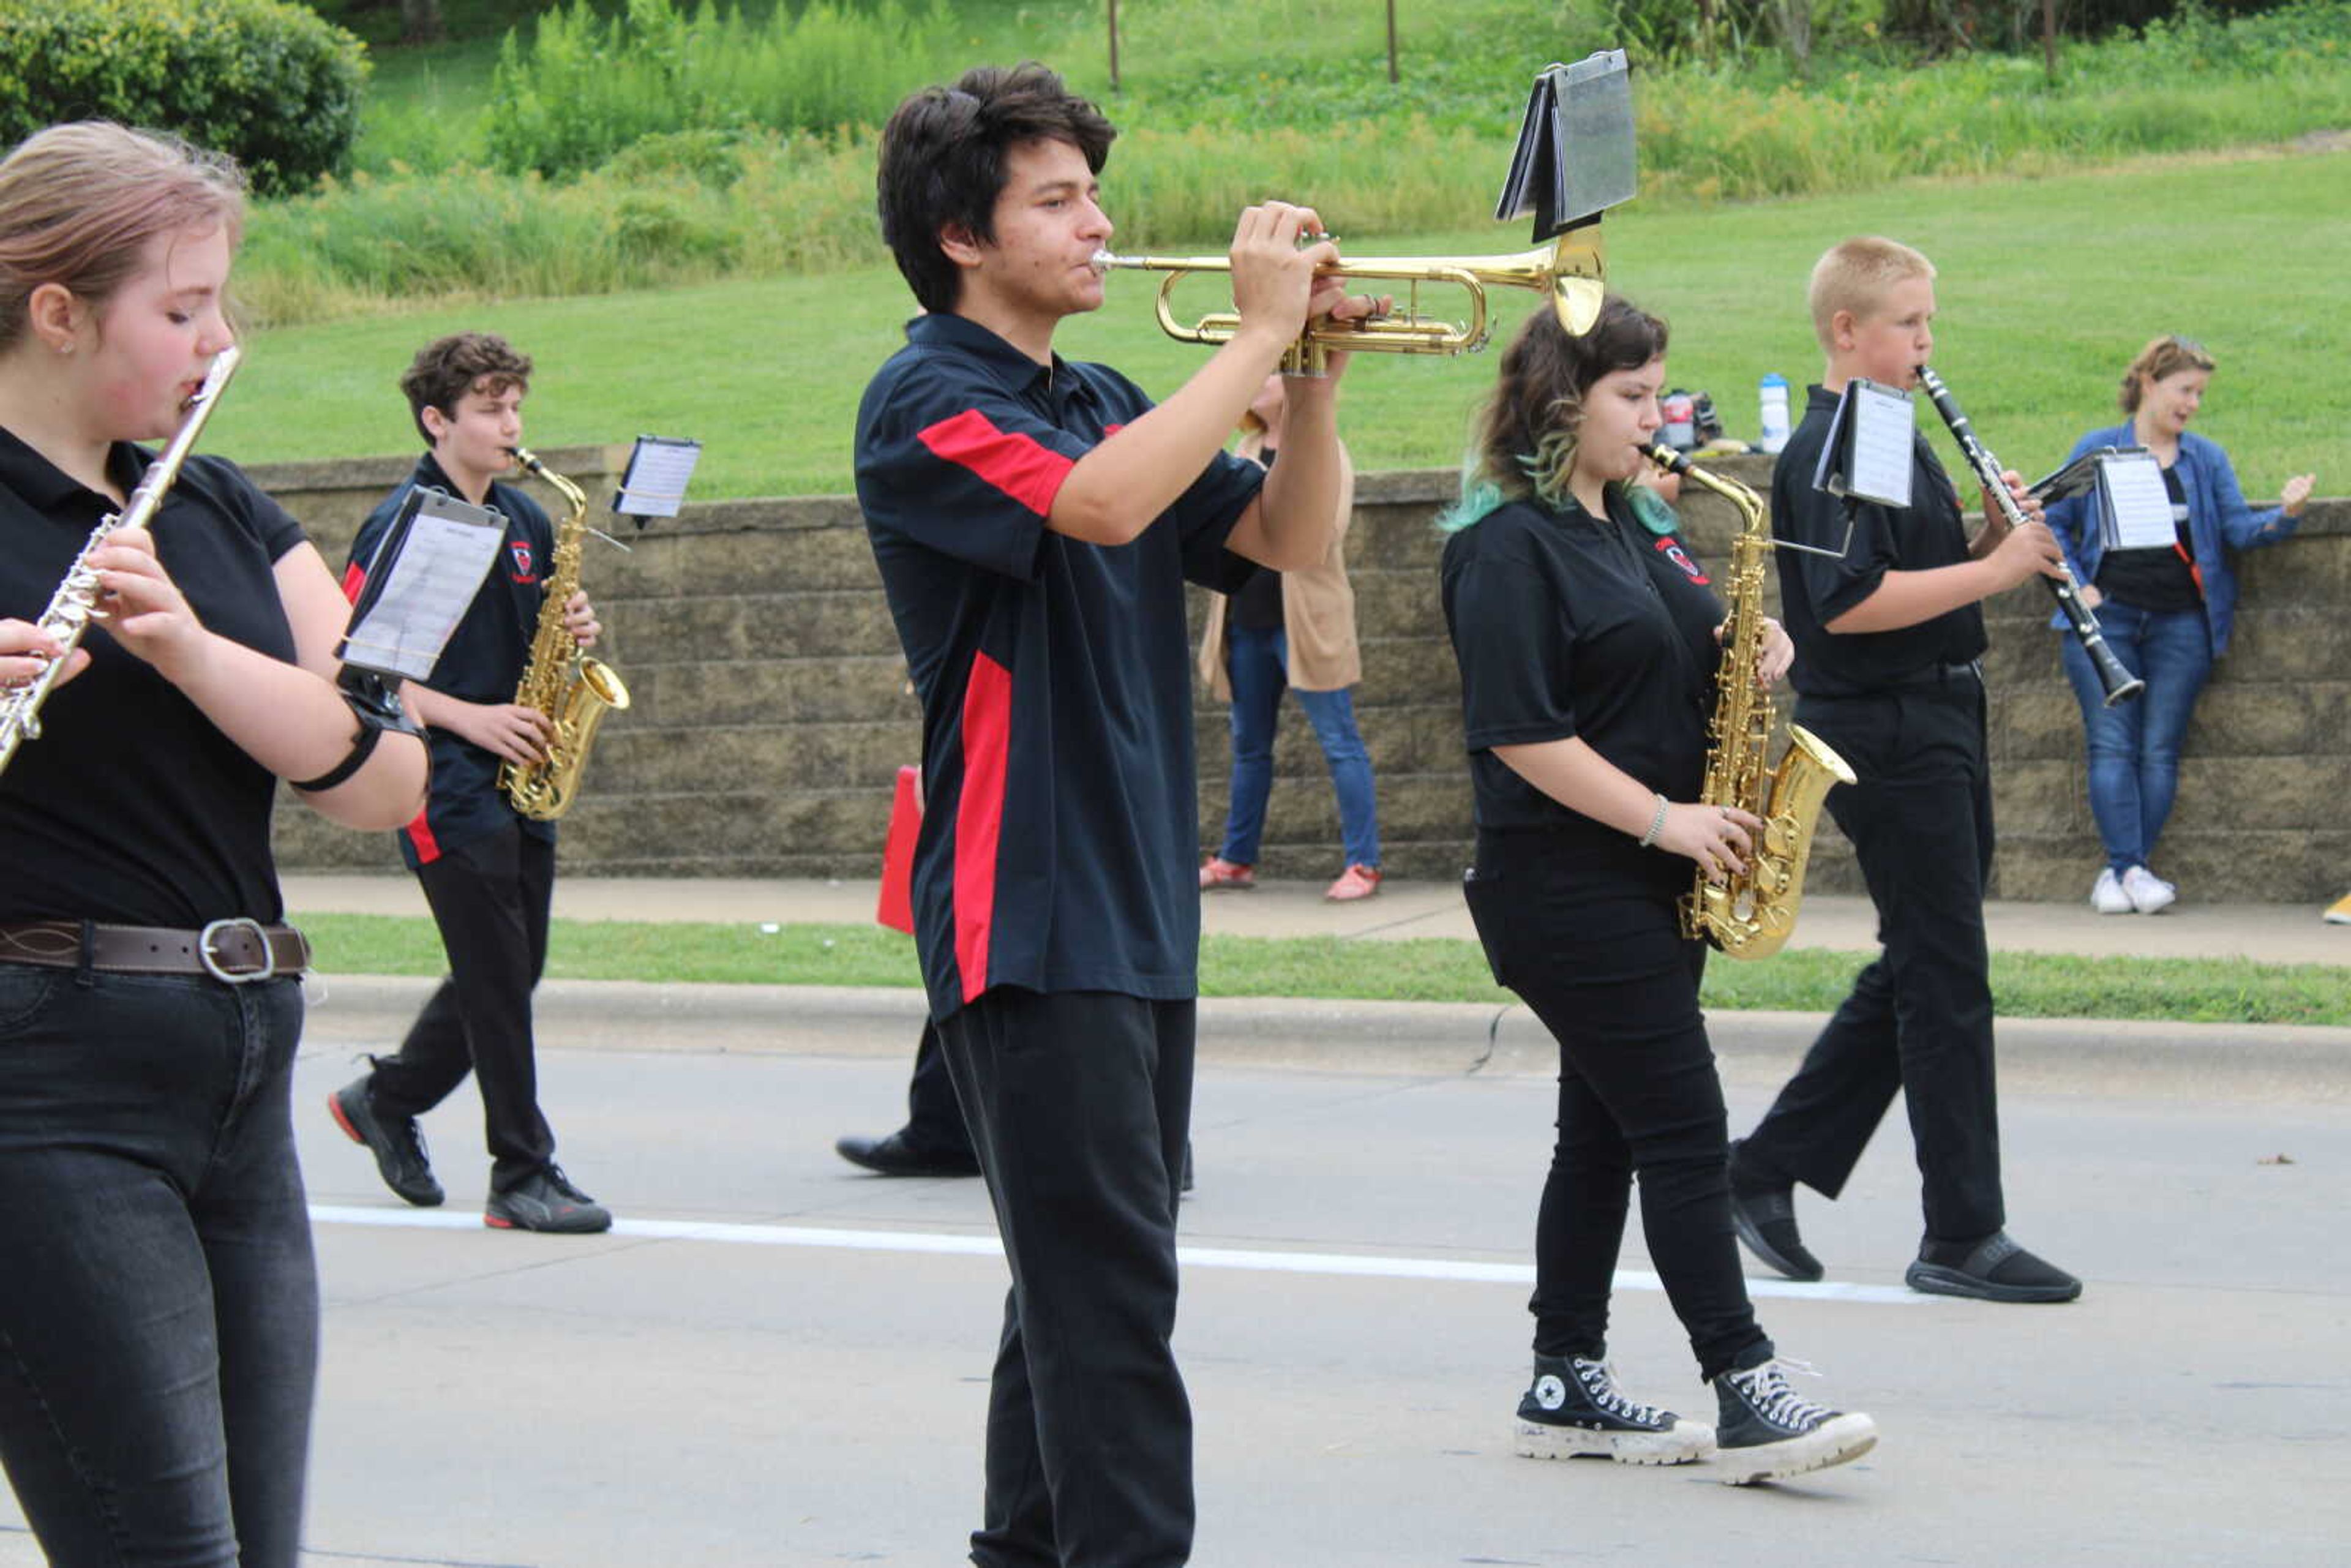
top-left (2118, 333), bottom-right (2215, 414)
top-left (0, 122), bottom-right (246, 354)
top-left (1807, 236), bottom-right (1935, 353)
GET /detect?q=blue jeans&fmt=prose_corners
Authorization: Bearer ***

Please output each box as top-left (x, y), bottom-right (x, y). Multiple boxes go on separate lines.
top-left (0, 964), bottom-right (317, 1567)
top-left (1217, 625), bottom-right (1381, 869)
top-left (2059, 599), bottom-right (2214, 874)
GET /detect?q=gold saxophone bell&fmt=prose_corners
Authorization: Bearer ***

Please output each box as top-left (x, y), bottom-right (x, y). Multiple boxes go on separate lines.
top-left (1091, 225), bottom-right (1605, 374)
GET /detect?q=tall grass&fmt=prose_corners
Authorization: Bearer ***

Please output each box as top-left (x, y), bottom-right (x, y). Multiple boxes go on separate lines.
top-left (487, 0), bottom-right (950, 176)
top-left (233, 0), bottom-right (2351, 326)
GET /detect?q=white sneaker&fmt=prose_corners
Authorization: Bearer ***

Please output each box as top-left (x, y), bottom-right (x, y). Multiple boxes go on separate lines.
top-left (2090, 868), bottom-right (2134, 915)
top-left (2121, 865), bottom-right (2177, 915)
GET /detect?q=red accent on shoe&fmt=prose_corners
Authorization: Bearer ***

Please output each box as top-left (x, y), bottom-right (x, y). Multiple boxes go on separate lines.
top-left (327, 1092), bottom-right (365, 1145)
top-left (1199, 856), bottom-right (1256, 891)
top-left (1324, 865), bottom-right (1383, 902)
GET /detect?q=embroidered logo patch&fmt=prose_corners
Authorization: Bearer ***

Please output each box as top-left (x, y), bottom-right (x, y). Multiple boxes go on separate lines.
top-left (1534, 1374), bottom-right (1567, 1411)
top-left (509, 541), bottom-right (535, 580)
top-left (1654, 536), bottom-right (1709, 585)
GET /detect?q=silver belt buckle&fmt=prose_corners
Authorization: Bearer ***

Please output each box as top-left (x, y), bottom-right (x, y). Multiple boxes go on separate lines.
top-left (200, 917), bottom-right (276, 985)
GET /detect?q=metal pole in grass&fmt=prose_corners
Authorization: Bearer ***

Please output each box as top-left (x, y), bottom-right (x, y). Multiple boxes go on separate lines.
top-left (1109, 0), bottom-right (1121, 92)
top-left (1385, 1), bottom-right (1399, 84)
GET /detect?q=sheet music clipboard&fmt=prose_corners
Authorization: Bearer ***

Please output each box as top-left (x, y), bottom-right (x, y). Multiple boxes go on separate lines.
top-left (337, 486), bottom-right (507, 683)
top-left (2093, 449), bottom-right (2175, 551)
top-left (1494, 51), bottom-right (1638, 241)
top-left (1812, 378), bottom-right (1916, 509)
top-left (612, 435), bottom-right (702, 531)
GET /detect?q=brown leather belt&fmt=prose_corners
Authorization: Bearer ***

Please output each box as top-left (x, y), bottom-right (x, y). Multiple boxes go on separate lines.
top-left (0, 919), bottom-right (311, 984)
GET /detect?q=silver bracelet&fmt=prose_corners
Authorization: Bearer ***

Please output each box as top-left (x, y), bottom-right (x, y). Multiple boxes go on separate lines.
top-left (1638, 793), bottom-right (1669, 849)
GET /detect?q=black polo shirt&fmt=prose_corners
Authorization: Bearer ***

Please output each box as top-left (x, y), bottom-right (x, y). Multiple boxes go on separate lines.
top-left (343, 454), bottom-right (556, 868)
top-left (1, 424), bottom-right (304, 925)
top-left (856, 312), bottom-right (1265, 1019)
top-left (1441, 489), bottom-right (1723, 858)
top-left (1772, 384), bottom-right (1987, 697)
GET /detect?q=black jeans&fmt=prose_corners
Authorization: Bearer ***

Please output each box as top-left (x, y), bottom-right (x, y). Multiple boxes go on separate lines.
top-left (0, 963), bottom-right (317, 1567)
top-left (370, 820), bottom-right (558, 1188)
top-left (937, 989), bottom-right (1194, 1568)
top-left (1741, 678), bottom-right (2006, 1242)
top-left (1466, 831), bottom-right (1769, 1384)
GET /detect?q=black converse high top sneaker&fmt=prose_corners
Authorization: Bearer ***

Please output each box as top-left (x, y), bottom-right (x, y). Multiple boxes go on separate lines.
top-left (1711, 1356), bottom-right (1877, 1485)
top-left (1514, 1354), bottom-right (1715, 1465)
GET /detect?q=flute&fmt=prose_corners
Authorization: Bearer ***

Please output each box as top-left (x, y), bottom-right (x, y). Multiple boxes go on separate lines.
top-left (1914, 366), bottom-right (2144, 708)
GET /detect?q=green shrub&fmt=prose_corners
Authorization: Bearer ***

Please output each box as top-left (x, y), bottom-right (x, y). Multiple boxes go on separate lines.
top-left (0, 0), bottom-right (368, 196)
top-left (486, 0), bottom-right (946, 178)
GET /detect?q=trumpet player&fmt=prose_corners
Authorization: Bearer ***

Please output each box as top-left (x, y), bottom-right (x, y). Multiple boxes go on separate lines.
top-left (1441, 295), bottom-right (1876, 1485)
top-left (857, 61), bottom-right (1383, 1568)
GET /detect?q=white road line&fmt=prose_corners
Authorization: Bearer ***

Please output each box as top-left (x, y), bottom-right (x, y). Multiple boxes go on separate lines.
top-left (309, 1204), bottom-right (1922, 1305)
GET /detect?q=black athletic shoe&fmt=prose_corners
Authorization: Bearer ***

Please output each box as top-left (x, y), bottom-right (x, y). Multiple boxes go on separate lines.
top-left (328, 1077), bottom-right (444, 1207)
top-left (834, 1130), bottom-right (980, 1178)
top-left (1514, 1354), bottom-right (1714, 1466)
top-left (1906, 1231), bottom-right (2082, 1303)
top-left (1711, 1356), bottom-right (1878, 1485)
top-left (485, 1166), bottom-right (612, 1234)
top-left (1727, 1139), bottom-right (1824, 1282)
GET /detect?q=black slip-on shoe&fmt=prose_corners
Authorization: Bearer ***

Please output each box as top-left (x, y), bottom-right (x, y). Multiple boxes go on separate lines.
top-left (1905, 1231), bottom-right (2082, 1303)
top-left (1727, 1141), bottom-right (1823, 1283)
top-left (834, 1130), bottom-right (980, 1178)
top-left (328, 1077), bottom-right (444, 1207)
top-left (485, 1165), bottom-right (612, 1234)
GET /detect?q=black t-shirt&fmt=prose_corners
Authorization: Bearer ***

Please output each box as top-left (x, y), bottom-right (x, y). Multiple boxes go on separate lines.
top-left (2094, 462), bottom-right (2200, 612)
top-left (1440, 489), bottom-right (1724, 856)
top-left (1, 426), bottom-right (306, 925)
top-left (1772, 384), bottom-right (1987, 697)
top-left (343, 454), bottom-right (557, 868)
top-left (856, 312), bottom-right (1266, 1019)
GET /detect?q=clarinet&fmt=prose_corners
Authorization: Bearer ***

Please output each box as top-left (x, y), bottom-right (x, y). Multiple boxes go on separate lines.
top-left (0, 347), bottom-right (243, 779)
top-left (1915, 365), bottom-right (2144, 708)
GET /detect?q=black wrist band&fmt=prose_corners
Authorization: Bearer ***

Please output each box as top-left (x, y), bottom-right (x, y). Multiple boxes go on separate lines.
top-left (291, 708), bottom-right (385, 793)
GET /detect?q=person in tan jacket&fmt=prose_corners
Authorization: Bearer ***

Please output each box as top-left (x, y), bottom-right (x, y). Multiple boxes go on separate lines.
top-left (1198, 374), bottom-right (1384, 901)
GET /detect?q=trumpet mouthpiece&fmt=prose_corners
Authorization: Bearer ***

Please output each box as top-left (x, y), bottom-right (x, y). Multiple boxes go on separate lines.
top-left (1089, 250), bottom-right (1120, 275)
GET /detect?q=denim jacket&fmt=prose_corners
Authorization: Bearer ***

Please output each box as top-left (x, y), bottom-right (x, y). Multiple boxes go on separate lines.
top-left (2044, 424), bottom-right (2298, 656)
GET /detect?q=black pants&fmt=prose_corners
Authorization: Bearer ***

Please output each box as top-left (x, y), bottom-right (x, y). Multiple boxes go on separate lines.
top-left (937, 989), bottom-right (1193, 1568)
top-left (904, 1019), bottom-right (977, 1160)
top-left (1740, 678), bottom-right (2006, 1242)
top-left (369, 820), bottom-right (558, 1189)
top-left (1467, 831), bottom-right (1768, 1384)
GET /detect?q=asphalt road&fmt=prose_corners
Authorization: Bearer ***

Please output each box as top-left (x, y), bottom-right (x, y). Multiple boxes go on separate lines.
top-left (7, 1022), bottom-right (2342, 1567)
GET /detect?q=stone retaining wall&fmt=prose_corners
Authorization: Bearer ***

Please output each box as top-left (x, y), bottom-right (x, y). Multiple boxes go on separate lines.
top-left (258, 450), bottom-right (2347, 903)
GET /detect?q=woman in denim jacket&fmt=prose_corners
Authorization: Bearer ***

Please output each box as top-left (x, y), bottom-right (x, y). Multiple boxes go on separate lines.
top-left (2045, 334), bottom-right (2315, 913)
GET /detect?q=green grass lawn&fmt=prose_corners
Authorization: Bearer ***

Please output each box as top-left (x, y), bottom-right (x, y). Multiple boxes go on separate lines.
top-left (296, 913), bottom-right (2351, 1025)
top-left (214, 145), bottom-right (2348, 502)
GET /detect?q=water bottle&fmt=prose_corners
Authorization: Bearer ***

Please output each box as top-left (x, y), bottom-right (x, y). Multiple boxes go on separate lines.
top-left (1660, 390), bottom-right (1696, 452)
top-left (1758, 372), bottom-right (1791, 454)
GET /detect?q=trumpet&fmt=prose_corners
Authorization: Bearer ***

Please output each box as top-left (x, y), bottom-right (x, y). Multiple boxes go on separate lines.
top-left (1089, 228), bottom-right (1605, 374)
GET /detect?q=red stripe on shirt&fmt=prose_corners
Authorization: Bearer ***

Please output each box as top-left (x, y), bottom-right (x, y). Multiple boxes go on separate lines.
top-left (918, 408), bottom-right (1076, 517)
top-left (403, 805), bottom-right (442, 866)
top-left (341, 561), bottom-right (367, 603)
top-left (954, 650), bottom-right (1013, 1002)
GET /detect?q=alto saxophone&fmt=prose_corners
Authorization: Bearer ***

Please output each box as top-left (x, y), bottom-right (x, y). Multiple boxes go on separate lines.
top-left (1, 346), bottom-right (242, 781)
top-left (500, 446), bottom-right (629, 820)
top-left (1648, 445), bottom-right (1855, 960)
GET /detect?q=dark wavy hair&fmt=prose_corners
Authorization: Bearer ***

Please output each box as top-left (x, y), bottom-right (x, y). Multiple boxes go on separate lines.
top-left (398, 331), bottom-right (531, 448)
top-left (1440, 293), bottom-right (1669, 530)
top-left (875, 62), bottom-right (1116, 315)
